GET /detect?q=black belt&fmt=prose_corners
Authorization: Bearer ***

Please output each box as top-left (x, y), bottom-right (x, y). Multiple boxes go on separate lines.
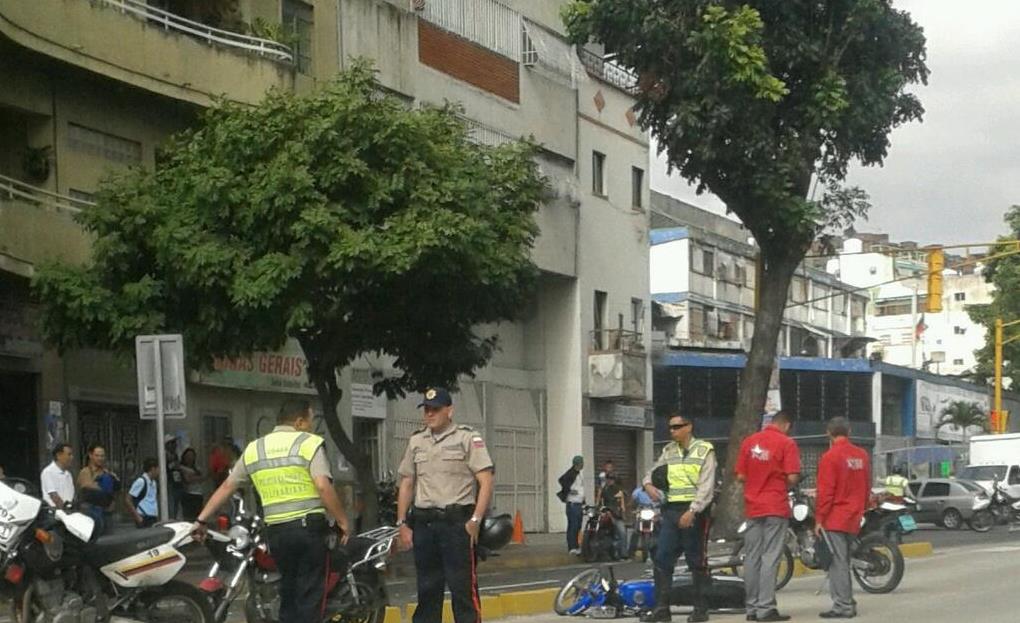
top-left (267, 512), bottom-right (327, 531)
top-left (412, 504), bottom-right (474, 524)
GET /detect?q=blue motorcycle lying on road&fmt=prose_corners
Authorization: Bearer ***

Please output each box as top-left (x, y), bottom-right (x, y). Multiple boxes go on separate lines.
top-left (553, 565), bottom-right (745, 618)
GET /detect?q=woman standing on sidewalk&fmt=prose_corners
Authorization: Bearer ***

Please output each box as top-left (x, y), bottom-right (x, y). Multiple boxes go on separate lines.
top-left (178, 448), bottom-right (206, 521)
top-left (77, 443), bottom-right (120, 536)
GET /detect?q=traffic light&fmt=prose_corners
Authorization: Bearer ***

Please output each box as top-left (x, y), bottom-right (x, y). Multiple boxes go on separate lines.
top-left (926, 248), bottom-right (944, 312)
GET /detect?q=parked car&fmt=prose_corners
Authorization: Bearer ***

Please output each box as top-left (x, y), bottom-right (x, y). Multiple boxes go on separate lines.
top-left (907, 478), bottom-right (991, 530)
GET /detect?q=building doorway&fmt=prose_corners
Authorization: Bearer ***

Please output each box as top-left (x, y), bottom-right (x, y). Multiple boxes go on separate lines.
top-left (0, 371), bottom-right (40, 479)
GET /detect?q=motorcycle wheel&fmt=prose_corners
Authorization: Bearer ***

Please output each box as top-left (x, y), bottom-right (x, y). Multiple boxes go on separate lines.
top-left (640, 534), bottom-right (650, 563)
top-left (323, 580), bottom-right (384, 623)
top-left (554, 568), bottom-right (603, 616)
top-left (245, 590), bottom-right (279, 623)
top-left (969, 510), bottom-right (994, 533)
top-left (581, 534), bottom-right (596, 563)
top-left (775, 545), bottom-right (795, 591)
top-left (852, 535), bottom-right (904, 594)
top-left (140, 580), bottom-right (217, 623)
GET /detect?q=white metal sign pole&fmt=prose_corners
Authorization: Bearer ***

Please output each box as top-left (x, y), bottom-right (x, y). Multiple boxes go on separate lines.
top-left (153, 341), bottom-right (169, 522)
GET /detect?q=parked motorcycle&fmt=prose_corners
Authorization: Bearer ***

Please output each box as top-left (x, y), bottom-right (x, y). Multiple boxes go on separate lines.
top-left (862, 493), bottom-right (918, 543)
top-left (580, 506), bottom-right (617, 563)
top-left (786, 490), bottom-right (905, 594)
top-left (708, 520), bottom-right (796, 592)
top-left (0, 479), bottom-right (213, 623)
top-left (629, 505), bottom-right (660, 563)
top-left (973, 479), bottom-right (1020, 531)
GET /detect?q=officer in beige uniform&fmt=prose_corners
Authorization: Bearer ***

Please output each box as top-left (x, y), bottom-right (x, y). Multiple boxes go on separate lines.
top-left (397, 387), bottom-right (494, 623)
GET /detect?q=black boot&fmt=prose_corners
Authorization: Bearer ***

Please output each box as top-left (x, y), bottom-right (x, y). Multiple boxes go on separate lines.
top-left (686, 571), bottom-right (710, 622)
top-left (640, 567), bottom-right (673, 622)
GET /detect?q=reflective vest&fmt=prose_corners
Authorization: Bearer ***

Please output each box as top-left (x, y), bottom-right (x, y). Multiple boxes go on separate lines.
top-left (665, 438), bottom-right (714, 503)
top-left (883, 474), bottom-right (909, 497)
top-left (243, 430), bottom-right (325, 525)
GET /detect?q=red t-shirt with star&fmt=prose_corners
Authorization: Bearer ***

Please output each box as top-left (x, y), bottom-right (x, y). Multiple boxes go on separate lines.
top-left (735, 425), bottom-right (802, 518)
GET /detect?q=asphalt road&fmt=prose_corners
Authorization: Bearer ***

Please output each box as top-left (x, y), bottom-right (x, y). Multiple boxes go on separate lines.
top-left (511, 532), bottom-right (1020, 623)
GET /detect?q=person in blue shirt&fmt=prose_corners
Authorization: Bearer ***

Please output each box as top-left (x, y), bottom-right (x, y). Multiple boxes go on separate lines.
top-left (632, 484), bottom-right (660, 507)
top-left (129, 458), bottom-right (161, 528)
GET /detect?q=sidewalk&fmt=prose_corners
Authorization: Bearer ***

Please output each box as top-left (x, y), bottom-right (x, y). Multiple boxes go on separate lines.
top-left (386, 532), bottom-right (573, 578)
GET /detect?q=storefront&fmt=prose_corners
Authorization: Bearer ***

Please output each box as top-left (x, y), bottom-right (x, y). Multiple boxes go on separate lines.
top-left (586, 400), bottom-right (654, 494)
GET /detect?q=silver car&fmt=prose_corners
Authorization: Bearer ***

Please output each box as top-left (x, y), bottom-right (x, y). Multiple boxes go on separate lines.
top-left (907, 478), bottom-right (991, 530)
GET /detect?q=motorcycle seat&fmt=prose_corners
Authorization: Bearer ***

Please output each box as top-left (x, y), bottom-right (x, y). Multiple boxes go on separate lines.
top-left (85, 526), bottom-right (177, 567)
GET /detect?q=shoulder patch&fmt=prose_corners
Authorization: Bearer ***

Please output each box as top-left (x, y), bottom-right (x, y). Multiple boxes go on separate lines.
top-left (471, 436), bottom-right (486, 449)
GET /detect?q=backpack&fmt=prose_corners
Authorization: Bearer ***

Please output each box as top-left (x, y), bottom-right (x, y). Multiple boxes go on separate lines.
top-left (131, 475), bottom-right (152, 509)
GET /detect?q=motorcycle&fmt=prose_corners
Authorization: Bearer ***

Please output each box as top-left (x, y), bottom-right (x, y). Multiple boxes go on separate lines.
top-left (862, 493), bottom-right (918, 544)
top-left (200, 494), bottom-right (397, 623)
top-left (629, 505), bottom-right (660, 563)
top-left (707, 521), bottom-right (795, 592)
top-left (0, 478), bottom-right (213, 623)
top-left (973, 479), bottom-right (1020, 531)
top-left (580, 506), bottom-right (617, 563)
top-left (786, 490), bottom-right (905, 594)
top-left (553, 564), bottom-right (745, 617)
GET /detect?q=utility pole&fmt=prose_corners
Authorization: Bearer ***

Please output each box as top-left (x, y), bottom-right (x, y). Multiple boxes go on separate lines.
top-left (994, 317), bottom-right (1020, 434)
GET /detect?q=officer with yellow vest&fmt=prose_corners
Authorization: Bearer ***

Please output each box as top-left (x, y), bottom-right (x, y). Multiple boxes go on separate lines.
top-left (192, 399), bottom-right (351, 623)
top-left (640, 411), bottom-right (717, 623)
top-left (881, 466), bottom-right (910, 497)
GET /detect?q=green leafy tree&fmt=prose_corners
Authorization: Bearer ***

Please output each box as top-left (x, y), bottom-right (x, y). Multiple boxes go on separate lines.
top-left (33, 61), bottom-right (546, 525)
top-left (936, 401), bottom-right (987, 446)
top-left (968, 205), bottom-right (1020, 391)
top-left (564, 0), bottom-right (928, 528)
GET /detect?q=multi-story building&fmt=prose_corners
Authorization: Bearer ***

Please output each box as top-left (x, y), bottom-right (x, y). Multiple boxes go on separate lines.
top-left (828, 236), bottom-right (993, 376)
top-left (0, 0), bottom-right (650, 531)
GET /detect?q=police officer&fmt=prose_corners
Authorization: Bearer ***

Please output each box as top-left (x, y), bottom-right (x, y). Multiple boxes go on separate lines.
top-left (396, 387), bottom-right (494, 623)
top-left (641, 411), bottom-right (717, 623)
top-left (192, 399), bottom-right (351, 623)
top-left (881, 465), bottom-right (910, 498)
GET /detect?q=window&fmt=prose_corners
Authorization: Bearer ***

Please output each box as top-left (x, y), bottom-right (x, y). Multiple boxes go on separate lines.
top-left (832, 292), bottom-right (847, 314)
top-left (790, 277), bottom-right (807, 303)
top-left (921, 482), bottom-right (950, 498)
top-left (954, 292), bottom-right (966, 301)
top-left (703, 306), bottom-right (717, 338)
top-left (1009, 466), bottom-right (1020, 486)
top-left (908, 482), bottom-right (921, 496)
top-left (875, 299), bottom-right (912, 316)
top-left (67, 123), bottom-right (142, 164)
top-left (813, 284), bottom-right (829, 311)
top-left (954, 326), bottom-right (966, 335)
top-left (593, 290), bottom-right (607, 348)
top-left (283, 0), bottom-right (314, 74)
top-left (702, 249), bottom-right (715, 277)
top-left (953, 358), bottom-right (965, 366)
top-left (631, 167), bottom-right (644, 208)
top-left (592, 151), bottom-right (606, 196)
top-left (630, 297), bottom-right (644, 335)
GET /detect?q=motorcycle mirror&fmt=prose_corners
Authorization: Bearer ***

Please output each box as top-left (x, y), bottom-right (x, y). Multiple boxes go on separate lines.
top-left (55, 510), bottom-right (95, 543)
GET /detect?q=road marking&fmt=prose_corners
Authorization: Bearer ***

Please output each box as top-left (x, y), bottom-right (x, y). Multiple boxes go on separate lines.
top-left (480, 580), bottom-right (560, 592)
top-left (972, 545), bottom-right (1020, 554)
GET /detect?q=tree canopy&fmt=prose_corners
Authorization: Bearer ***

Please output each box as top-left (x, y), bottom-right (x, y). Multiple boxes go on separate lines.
top-left (969, 206), bottom-right (1020, 389)
top-left (33, 61), bottom-right (547, 517)
top-left (936, 400), bottom-right (987, 443)
top-left (564, 0), bottom-right (928, 529)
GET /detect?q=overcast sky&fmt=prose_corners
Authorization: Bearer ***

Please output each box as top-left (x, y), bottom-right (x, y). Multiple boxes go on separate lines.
top-left (651, 0), bottom-right (1020, 246)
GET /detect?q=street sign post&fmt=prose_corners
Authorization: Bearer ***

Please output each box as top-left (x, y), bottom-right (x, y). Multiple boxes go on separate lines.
top-left (135, 335), bottom-right (187, 522)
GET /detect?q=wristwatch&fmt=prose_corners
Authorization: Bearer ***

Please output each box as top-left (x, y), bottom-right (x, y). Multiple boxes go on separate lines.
top-left (469, 515), bottom-right (481, 524)
top-left (396, 519), bottom-right (406, 527)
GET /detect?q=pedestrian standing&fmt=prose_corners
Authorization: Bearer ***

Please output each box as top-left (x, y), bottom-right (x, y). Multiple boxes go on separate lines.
top-left (164, 434), bottom-right (183, 520)
top-left (396, 387), bottom-right (494, 623)
top-left (640, 412), bottom-right (717, 623)
top-left (192, 399), bottom-right (351, 623)
top-left (40, 442), bottom-right (76, 508)
top-left (128, 458), bottom-right (161, 528)
top-left (178, 448), bottom-right (205, 521)
top-left (77, 443), bottom-right (120, 536)
top-left (558, 455), bottom-right (586, 555)
top-left (596, 459), bottom-right (615, 506)
top-left (735, 411), bottom-right (800, 622)
top-left (815, 417), bottom-right (870, 619)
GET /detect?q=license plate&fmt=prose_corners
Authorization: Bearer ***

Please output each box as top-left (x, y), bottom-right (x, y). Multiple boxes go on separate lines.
top-left (898, 515), bottom-right (917, 532)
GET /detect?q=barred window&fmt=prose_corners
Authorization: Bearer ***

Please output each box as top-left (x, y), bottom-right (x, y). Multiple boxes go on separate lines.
top-left (67, 123), bottom-right (142, 165)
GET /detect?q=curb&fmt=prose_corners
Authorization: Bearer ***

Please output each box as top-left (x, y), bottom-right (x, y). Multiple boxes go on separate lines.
top-left (380, 542), bottom-right (934, 623)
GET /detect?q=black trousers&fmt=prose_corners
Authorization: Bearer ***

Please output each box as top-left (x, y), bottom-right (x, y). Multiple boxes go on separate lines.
top-left (412, 517), bottom-right (480, 623)
top-left (653, 503), bottom-right (712, 610)
top-left (267, 518), bottom-right (328, 623)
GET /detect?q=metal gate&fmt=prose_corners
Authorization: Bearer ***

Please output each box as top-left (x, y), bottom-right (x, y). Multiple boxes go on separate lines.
top-left (77, 403), bottom-right (145, 480)
top-left (491, 424), bottom-right (542, 530)
top-left (593, 426), bottom-right (638, 492)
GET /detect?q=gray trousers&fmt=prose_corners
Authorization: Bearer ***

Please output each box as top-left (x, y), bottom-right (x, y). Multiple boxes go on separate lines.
top-left (743, 516), bottom-right (788, 617)
top-left (824, 531), bottom-right (857, 615)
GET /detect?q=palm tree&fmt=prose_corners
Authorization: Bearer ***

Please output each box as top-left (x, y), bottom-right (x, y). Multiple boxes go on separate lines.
top-left (935, 400), bottom-right (988, 447)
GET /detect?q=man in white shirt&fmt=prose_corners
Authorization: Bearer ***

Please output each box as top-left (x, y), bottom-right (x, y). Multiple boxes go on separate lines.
top-left (40, 443), bottom-right (75, 508)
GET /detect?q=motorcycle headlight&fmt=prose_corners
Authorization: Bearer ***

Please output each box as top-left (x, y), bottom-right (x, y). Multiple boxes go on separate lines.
top-left (228, 525), bottom-right (251, 550)
top-left (639, 509), bottom-right (655, 521)
top-left (973, 498), bottom-right (991, 511)
top-left (793, 504), bottom-right (809, 522)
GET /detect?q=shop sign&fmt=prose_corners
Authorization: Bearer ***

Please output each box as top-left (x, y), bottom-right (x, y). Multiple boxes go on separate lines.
top-left (195, 339), bottom-right (316, 394)
top-left (915, 379), bottom-right (989, 441)
top-left (351, 383), bottom-right (387, 420)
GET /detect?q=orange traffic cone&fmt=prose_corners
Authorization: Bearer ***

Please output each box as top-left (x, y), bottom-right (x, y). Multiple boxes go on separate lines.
top-left (511, 510), bottom-right (526, 544)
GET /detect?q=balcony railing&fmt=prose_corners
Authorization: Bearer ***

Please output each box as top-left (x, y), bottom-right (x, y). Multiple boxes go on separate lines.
top-left (89, 0), bottom-right (293, 63)
top-left (413, 0), bottom-right (521, 60)
top-left (0, 173), bottom-right (94, 214)
top-left (591, 329), bottom-right (645, 353)
top-left (577, 48), bottom-right (638, 94)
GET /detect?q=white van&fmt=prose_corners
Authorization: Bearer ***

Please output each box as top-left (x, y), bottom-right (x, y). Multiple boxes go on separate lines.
top-left (964, 433), bottom-right (1020, 497)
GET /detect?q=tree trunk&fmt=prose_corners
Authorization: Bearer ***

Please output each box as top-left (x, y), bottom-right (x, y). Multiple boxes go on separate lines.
top-left (715, 251), bottom-right (801, 535)
top-left (302, 347), bottom-right (379, 532)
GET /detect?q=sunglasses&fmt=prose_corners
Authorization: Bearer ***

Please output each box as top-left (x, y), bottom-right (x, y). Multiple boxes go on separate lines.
top-left (669, 422), bottom-right (691, 431)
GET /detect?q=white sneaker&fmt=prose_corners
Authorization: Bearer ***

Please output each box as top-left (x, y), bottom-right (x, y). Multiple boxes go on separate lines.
top-left (569, 548), bottom-right (582, 555)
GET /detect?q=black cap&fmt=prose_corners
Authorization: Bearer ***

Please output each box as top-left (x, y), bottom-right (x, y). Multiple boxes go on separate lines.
top-left (418, 387), bottom-right (453, 408)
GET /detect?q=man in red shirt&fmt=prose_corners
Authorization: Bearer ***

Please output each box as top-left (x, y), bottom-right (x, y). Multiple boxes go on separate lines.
top-left (735, 411), bottom-right (800, 622)
top-left (814, 417), bottom-right (870, 619)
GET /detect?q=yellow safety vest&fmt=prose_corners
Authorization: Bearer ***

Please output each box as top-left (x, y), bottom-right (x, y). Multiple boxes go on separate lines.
top-left (665, 439), bottom-right (714, 503)
top-left (883, 474), bottom-right (909, 497)
top-left (243, 430), bottom-right (325, 525)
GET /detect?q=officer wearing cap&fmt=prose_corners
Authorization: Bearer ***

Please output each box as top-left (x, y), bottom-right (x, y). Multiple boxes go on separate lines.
top-left (396, 387), bottom-right (494, 623)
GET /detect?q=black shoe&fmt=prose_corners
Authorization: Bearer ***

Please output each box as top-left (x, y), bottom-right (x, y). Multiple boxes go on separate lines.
top-left (757, 611), bottom-right (791, 622)
top-left (687, 610), bottom-right (709, 623)
top-left (640, 608), bottom-right (671, 622)
top-left (819, 611), bottom-right (855, 619)
top-left (746, 615), bottom-right (757, 622)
